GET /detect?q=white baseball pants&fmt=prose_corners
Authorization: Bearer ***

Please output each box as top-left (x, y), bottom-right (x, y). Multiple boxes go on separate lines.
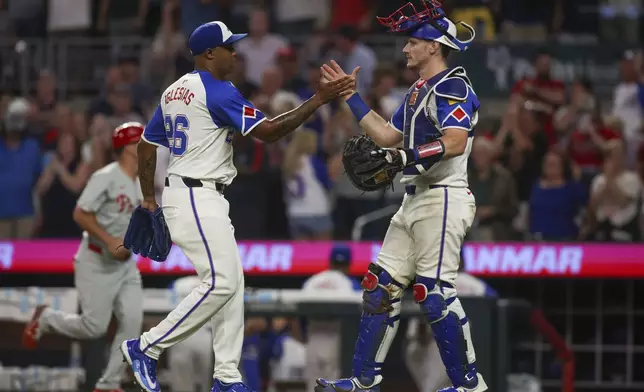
top-left (138, 179), bottom-right (245, 384)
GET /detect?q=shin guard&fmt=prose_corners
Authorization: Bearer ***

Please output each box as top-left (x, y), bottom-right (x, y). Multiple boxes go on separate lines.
top-left (414, 276), bottom-right (479, 389)
top-left (352, 263), bottom-right (404, 388)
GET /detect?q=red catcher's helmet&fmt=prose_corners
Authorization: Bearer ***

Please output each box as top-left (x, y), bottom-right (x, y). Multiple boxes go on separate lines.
top-left (113, 122), bottom-right (144, 150)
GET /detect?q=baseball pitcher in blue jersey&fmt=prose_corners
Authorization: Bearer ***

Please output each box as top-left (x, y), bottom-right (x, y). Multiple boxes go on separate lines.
top-left (119, 21), bottom-right (355, 392)
top-left (316, 1), bottom-right (487, 391)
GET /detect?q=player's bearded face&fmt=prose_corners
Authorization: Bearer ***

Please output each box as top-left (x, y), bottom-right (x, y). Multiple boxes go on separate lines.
top-left (403, 38), bottom-right (432, 69)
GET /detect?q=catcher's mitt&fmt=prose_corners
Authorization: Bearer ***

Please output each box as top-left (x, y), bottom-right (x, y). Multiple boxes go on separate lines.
top-left (342, 135), bottom-right (400, 192)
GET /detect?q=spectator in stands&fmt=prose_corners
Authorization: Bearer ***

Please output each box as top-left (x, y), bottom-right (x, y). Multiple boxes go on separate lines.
top-left (31, 69), bottom-right (59, 149)
top-left (0, 98), bottom-right (42, 239)
top-left (495, 105), bottom-right (550, 234)
top-left (282, 130), bottom-right (333, 240)
top-left (468, 137), bottom-right (518, 241)
top-left (586, 140), bottom-right (642, 242)
top-left (89, 65), bottom-right (124, 118)
top-left (568, 110), bottom-right (622, 185)
top-left (331, 25), bottom-right (376, 96)
top-left (34, 131), bottom-right (89, 238)
top-left (528, 149), bottom-right (587, 241)
top-left (503, 49), bottom-right (565, 145)
top-left (276, 47), bottom-right (307, 93)
top-left (496, 105), bottom-right (550, 203)
top-left (105, 84), bottom-right (145, 131)
top-left (252, 67), bottom-right (302, 165)
top-left (235, 8), bottom-right (288, 86)
top-left (296, 62), bottom-right (331, 156)
top-left (116, 54), bottom-right (155, 114)
top-left (553, 77), bottom-right (597, 140)
top-left (227, 53), bottom-right (258, 99)
top-left (612, 50), bottom-right (643, 167)
top-left (86, 114), bottom-right (114, 172)
top-left (150, 0), bottom-right (187, 89)
top-left (370, 66), bottom-right (403, 119)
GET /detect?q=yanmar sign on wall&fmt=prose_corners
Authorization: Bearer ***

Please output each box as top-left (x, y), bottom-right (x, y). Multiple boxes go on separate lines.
top-left (1, 241), bottom-right (642, 278)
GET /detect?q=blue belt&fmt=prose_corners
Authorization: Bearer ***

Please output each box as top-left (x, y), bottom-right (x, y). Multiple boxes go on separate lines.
top-left (405, 184), bottom-right (447, 195)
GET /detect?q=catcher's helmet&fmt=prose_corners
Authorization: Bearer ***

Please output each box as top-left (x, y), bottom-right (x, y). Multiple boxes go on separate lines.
top-left (112, 122), bottom-right (144, 150)
top-left (377, 0), bottom-right (475, 52)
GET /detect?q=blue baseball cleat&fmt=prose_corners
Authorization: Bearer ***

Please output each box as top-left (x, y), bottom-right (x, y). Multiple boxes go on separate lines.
top-left (120, 339), bottom-right (160, 392)
top-left (314, 378), bottom-right (380, 392)
top-left (211, 379), bottom-right (256, 391)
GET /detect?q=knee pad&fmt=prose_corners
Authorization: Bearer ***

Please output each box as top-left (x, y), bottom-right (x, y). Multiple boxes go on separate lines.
top-left (413, 276), bottom-right (478, 389)
top-left (352, 263), bottom-right (404, 386)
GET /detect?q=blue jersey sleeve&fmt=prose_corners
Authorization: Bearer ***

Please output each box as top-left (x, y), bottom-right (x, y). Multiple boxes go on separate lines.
top-left (434, 78), bottom-right (479, 132)
top-left (142, 105), bottom-right (170, 148)
top-left (203, 77), bottom-right (267, 135)
top-left (389, 102), bottom-right (404, 134)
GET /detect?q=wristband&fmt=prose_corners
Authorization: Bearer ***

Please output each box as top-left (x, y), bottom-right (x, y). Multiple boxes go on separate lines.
top-left (403, 139), bottom-right (445, 167)
top-left (346, 93), bottom-right (371, 122)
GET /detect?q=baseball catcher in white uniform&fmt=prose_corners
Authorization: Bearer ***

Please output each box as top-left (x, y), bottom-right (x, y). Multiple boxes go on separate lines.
top-left (316, 1), bottom-right (487, 391)
top-left (22, 123), bottom-right (145, 392)
top-left (117, 21), bottom-right (355, 392)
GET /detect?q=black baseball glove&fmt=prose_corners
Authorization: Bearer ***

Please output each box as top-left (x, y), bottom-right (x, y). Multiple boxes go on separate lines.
top-left (123, 206), bottom-right (172, 261)
top-left (342, 135), bottom-right (404, 192)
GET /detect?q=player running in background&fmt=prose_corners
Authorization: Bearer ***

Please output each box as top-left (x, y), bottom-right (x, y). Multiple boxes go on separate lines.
top-left (301, 244), bottom-right (361, 392)
top-left (405, 261), bottom-right (498, 392)
top-left (119, 21), bottom-right (355, 392)
top-left (316, 1), bottom-right (487, 391)
top-left (22, 123), bottom-right (145, 392)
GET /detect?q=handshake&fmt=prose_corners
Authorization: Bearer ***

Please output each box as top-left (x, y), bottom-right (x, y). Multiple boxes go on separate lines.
top-left (314, 60), bottom-right (361, 104)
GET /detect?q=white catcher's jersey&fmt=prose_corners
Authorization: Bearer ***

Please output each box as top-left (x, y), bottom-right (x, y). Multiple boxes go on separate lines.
top-left (142, 70), bottom-right (267, 184)
top-left (388, 67), bottom-right (480, 187)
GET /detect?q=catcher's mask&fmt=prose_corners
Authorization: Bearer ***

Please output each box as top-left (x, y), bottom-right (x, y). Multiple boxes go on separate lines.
top-left (377, 0), bottom-right (475, 52)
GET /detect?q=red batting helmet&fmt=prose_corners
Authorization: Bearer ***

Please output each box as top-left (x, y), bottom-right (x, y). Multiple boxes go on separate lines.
top-left (112, 122), bottom-right (144, 150)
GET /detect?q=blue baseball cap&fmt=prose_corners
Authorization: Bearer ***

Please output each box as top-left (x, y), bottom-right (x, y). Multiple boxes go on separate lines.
top-left (330, 244), bottom-right (352, 265)
top-left (188, 21), bottom-right (247, 56)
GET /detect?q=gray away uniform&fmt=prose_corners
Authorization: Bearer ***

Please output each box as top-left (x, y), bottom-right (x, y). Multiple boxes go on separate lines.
top-left (39, 161), bottom-right (144, 390)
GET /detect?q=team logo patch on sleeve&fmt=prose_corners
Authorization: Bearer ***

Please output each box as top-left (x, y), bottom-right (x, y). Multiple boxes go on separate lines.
top-left (243, 106), bottom-right (257, 118)
top-left (448, 106), bottom-right (469, 123)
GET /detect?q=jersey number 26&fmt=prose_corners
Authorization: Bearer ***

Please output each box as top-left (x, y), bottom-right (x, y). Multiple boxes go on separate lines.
top-left (164, 114), bottom-right (189, 156)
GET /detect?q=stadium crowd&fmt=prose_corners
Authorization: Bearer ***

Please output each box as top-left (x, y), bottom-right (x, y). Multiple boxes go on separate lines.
top-left (1, 0), bottom-right (644, 243)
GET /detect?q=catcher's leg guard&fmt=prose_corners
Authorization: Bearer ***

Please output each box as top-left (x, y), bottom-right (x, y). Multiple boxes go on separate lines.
top-left (315, 263), bottom-right (404, 392)
top-left (413, 276), bottom-right (486, 391)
